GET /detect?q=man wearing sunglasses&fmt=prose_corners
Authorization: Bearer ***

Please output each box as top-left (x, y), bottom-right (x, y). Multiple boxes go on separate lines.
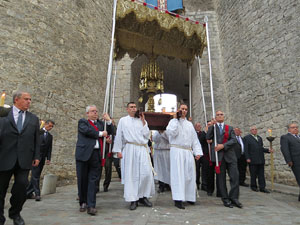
top-left (280, 123), bottom-right (300, 201)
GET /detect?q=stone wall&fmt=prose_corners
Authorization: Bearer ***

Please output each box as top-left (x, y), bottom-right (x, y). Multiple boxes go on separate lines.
top-left (0, 0), bottom-right (113, 184)
top-left (214, 0), bottom-right (300, 185)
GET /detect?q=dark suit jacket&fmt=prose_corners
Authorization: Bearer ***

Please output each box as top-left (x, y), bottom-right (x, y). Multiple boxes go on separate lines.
top-left (75, 118), bottom-right (112, 162)
top-left (39, 129), bottom-right (53, 161)
top-left (244, 134), bottom-right (269, 165)
top-left (0, 109), bottom-right (40, 171)
top-left (233, 136), bottom-right (245, 159)
top-left (206, 124), bottom-right (237, 163)
top-left (197, 131), bottom-right (209, 156)
top-left (280, 133), bottom-right (300, 166)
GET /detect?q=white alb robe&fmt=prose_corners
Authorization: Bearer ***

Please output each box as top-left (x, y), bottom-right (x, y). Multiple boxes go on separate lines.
top-left (112, 115), bottom-right (155, 202)
top-left (153, 131), bottom-right (170, 185)
top-left (166, 118), bottom-right (203, 202)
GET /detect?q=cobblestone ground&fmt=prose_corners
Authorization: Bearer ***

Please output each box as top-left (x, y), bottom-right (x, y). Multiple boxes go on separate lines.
top-left (4, 178), bottom-right (300, 225)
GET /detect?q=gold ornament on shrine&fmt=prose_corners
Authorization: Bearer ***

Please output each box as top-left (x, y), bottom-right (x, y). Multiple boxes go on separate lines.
top-left (139, 57), bottom-right (164, 112)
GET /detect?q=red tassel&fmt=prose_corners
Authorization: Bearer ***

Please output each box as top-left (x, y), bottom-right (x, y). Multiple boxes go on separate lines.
top-left (107, 152), bottom-right (112, 158)
top-left (154, 6), bottom-right (158, 10)
top-left (165, 10), bottom-right (169, 14)
top-left (176, 14), bottom-right (180, 18)
top-left (215, 165), bottom-right (221, 174)
top-left (131, 0), bottom-right (135, 2)
top-left (203, 24), bottom-right (206, 27)
top-left (143, 2), bottom-right (147, 6)
top-left (185, 18), bottom-right (189, 21)
top-left (195, 21), bottom-right (199, 24)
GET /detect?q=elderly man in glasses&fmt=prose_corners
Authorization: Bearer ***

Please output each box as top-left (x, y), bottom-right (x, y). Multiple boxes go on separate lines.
top-left (206, 110), bottom-right (242, 209)
top-left (280, 123), bottom-right (300, 201)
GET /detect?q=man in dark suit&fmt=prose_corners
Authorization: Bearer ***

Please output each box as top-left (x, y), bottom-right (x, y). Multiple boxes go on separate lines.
top-left (194, 122), bottom-right (209, 191)
top-left (97, 122), bottom-right (116, 193)
top-left (26, 119), bottom-right (55, 201)
top-left (280, 122), bottom-right (300, 201)
top-left (75, 105), bottom-right (111, 216)
top-left (233, 128), bottom-right (248, 187)
top-left (206, 110), bottom-right (242, 208)
top-left (244, 126), bottom-right (272, 193)
top-left (0, 91), bottom-right (40, 225)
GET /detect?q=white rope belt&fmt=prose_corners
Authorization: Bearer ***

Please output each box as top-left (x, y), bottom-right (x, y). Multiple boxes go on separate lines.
top-left (126, 142), bottom-right (147, 148)
top-left (126, 142), bottom-right (157, 176)
top-left (170, 144), bottom-right (192, 151)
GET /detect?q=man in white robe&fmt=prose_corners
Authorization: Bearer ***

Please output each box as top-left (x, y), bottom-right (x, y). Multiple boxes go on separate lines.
top-left (153, 130), bottom-right (170, 192)
top-left (166, 103), bottom-right (203, 209)
top-left (112, 102), bottom-right (155, 210)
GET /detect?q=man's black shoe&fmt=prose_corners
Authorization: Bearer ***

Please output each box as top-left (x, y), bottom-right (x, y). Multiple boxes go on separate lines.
top-left (223, 200), bottom-right (233, 208)
top-left (231, 199), bottom-right (243, 208)
top-left (174, 200), bottom-right (185, 209)
top-left (260, 189), bottom-right (270, 193)
top-left (35, 195), bottom-right (41, 201)
top-left (251, 187), bottom-right (259, 192)
top-left (130, 201), bottom-right (138, 210)
top-left (138, 197), bottom-right (152, 207)
top-left (240, 183), bottom-right (249, 187)
top-left (187, 201), bottom-right (195, 205)
top-left (87, 207), bottom-right (97, 216)
top-left (12, 215), bottom-right (25, 225)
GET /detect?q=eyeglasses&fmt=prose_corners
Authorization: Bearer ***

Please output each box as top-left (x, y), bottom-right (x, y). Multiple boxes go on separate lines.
top-left (89, 110), bottom-right (98, 113)
top-left (290, 126), bottom-right (299, 129)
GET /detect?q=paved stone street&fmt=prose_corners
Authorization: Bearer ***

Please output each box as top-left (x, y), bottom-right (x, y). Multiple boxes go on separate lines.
top-left (4, 179), bottom-right (300, 225)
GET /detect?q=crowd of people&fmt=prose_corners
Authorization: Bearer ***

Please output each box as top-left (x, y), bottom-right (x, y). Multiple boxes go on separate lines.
top-left (0, 91), bottom-right (299, 225)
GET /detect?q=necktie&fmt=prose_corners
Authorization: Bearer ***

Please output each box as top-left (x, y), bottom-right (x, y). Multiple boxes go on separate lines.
top-left (44, 131), bottom-right (48, 139)
top-left (17, 110), bottom-right (24, 133)
top-left (236, 136), bottom-right (241, 144)
top-left (219, 124), bottom-right (223, 134)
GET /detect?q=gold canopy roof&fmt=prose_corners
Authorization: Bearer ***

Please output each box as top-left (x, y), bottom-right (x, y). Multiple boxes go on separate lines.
top-left (115, 0), bottom-right (207, 63)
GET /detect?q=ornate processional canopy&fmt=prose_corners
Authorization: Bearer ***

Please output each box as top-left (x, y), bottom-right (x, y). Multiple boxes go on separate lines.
top-left (115, 0), bottom-right (207, 64)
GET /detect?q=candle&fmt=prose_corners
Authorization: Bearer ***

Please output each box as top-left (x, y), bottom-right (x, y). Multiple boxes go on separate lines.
top-left (268, 129), bottom-right (272, 137)
top-left (40, 120), bottom-right (45, 129)
top-left (0, 92), bottom-right (6, 107)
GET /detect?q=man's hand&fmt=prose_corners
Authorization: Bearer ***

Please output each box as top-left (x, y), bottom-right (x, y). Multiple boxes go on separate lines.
top-left (106, 136), bottom-right (112, 144)
top-left (214, 144), bottom-right (224, 152)
top-left (207, 139), bottom-right (212, 144)
top-left (46, 160), bottom-right (51, 165)
top-left (247, 159), bottom-right (251, 163)
top-left (211, 118), bottom-right (217, 125)
top-left (117, 152), bottom-right (123, 159)
top-left (288, 161), bottom-right (293, 167)
top-left (195, 155), bottom-right (201, 160)
top-left (102, 131), bottom-right (108, 137)
top-left (102, 113), bottom-right (111, 121)
top-left (269, 148), bottom-right (274, 153)
top-left (32, 159), bottom-right (40, 167)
